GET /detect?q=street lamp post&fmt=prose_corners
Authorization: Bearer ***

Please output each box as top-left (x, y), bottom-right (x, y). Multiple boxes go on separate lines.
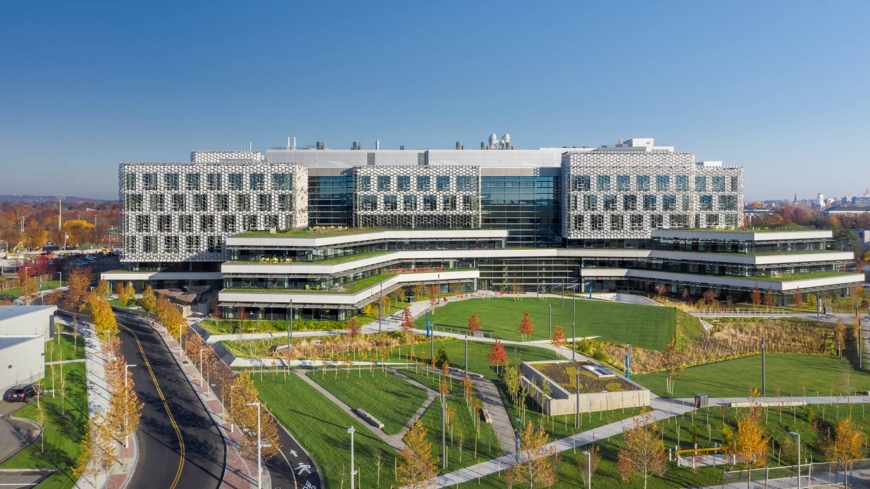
top-left (582, 450), bottom-right (592, 489)
top-left (464, 333), bottom-right (468, 376)
top-left (229, 385), bottom-right (237, 433)
top-left (789, 431), bottom-right (801, 489)
top-left (441, 392), bottom-right (447, 469)
top-left (378, 283), bottom-right (383, 333)
top-left (572, 320), bottom-right (576, 361)
top-left (548, 303), bottom-right (552, 339)
top-left (199, 348), bottom-right (206, 388)
top-left (287, 299), bottom-right (293, 366)
top-left (57, 271), bottom-right (62, 288)
top-left (575, 371), bottom-right (580, 429)
top-left (515, 416), bottom-right (523, 464)
top-left (348, 426), bottom-right (357, 489)
top-left (248, 402), bottom-right (263, 489)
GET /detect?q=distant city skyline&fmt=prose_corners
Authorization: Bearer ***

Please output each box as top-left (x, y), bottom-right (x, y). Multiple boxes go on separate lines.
top-left (2, 1), bottom-right (869, 201)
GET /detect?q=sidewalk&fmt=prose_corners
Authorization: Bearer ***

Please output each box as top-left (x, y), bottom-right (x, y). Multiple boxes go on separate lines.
top-left (58, 316), bottom-right (138, 489)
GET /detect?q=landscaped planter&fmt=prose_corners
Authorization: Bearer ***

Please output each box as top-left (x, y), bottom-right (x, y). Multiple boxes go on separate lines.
top-left (521, 360), bottom-right (650, 415)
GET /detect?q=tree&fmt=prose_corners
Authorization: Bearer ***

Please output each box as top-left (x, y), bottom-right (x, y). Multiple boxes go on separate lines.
top-left (661, 339), bottom-right (684, 395)
top-left (17, 268), bottom-right (38, 296)
top-left (106, 354), bottom-right (143, 447)
top-left (509, 422), bottom-right (557, 488)
top-left (412, 282), bottom-right (425, 301)
top-left (467, 313), bottom-right (481, 335)
top-left (836, 318), bottom-right (846, 357)
top-left (487, 338), bottom-right (509, 375)
top-left (793, 287), bottom-right (803, 309)
top-left (23, 218), bottom-right (47, 250)
top-left (428, 284), bottom-right (439, 313)
top-left (346, 317), bottom-right (361, 339)
top-left (579, 445), bottom-right (600, 488)
top-left (750, 286), bottom-right (762, 307)
top-left (617, 409), bottom-right (667, 489)
top-left (828, 417), bottom-right (866, 488)
top-left (401, 307), bottom-right (415, 337)
top-left (656, 284), bottom-right (668, 298)
top-left (66, 267), bottom-right (94, 311)
top-left (763, 288), bottom-right (776, 309)
top-left (35, 408), bottom-right (48, 454)
top-left (396, 418), bottom-right (438, 489)
top-left (735, 405), bottom-right (768, 485)
top-left (228, 371), bottom-right (281, 459)
top-left (550, 325), bottom-right (566, 350)
top-left (140, 285), bottom-right (157, 312)
top-left (518, 312), bottom-right (534, 341)
top-left (155, 296), bottom-right (185, 339)
top-left (82, 292), bottom-right (118, 340)
top-left (73, 413), bottom-right (116, 486)
top-left (700, 289), bottom-right (717, 308)
top-left (124, 283), bottom-right (136, 306)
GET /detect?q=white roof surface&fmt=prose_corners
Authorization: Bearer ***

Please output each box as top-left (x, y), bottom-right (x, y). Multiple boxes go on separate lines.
top-left (0, 306), bottom-right (57, 322)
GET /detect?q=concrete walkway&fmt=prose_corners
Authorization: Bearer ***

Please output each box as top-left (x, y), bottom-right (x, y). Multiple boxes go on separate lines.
top-left (470, 378), bottom-right (515, 455)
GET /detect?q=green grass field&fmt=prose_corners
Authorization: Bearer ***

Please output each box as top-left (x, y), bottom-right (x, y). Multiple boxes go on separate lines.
top-left (254, 373), bottom-right (399, 489)
top-left (307, 370), bottom-right (430, 435)
top-left (0, 362), bottom-right (88, 489)
top-left (417, 393), bottom-right (503, 474)
top-left (415, 297), bottom-right (686, 351)
top-left (0, 280), bottom-right (62, 298)
top-left (46, 327), bottom-right (86, 361)
top-left (633, 353), bottom-right (870, 398)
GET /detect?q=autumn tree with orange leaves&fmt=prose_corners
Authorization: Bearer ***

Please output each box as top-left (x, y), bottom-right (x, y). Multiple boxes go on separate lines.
top-left (518, 312), bottom-right (534, 341)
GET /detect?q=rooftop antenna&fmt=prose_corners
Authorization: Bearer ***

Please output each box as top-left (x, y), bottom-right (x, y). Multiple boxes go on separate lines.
top-left (249, 141), bottom-right (252, 151)
top-left (57, 195), bottom-right (64, 231)
top-left (293, 137), bottom-right (296, 150)
top-left (287, 137), bottom-right (291, 150)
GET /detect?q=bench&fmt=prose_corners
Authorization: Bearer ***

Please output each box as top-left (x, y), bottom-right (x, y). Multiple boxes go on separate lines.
top-left (448, 367), bottom-right (483, 379)
top-left (355, 408), bottom-right (385, 429)
top-left (480, 406), bottom-right (493, 424)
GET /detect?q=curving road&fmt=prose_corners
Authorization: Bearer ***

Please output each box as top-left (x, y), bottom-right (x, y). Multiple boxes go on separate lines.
top-left (117, 315), bottom-right (226, 489)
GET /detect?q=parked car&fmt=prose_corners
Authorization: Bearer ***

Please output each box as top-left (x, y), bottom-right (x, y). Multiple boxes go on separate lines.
top-left (3, 384), bottom-right (39, 403)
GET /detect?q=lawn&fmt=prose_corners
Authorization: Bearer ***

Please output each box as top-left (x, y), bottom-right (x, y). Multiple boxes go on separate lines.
top-left (254, 373), bottom-right (399, 489)
top-left (633, 353), bottom-right (870, 398)
top-left (46, 327), bottom-right (86, 361)
top-left (199, 318), bottom-right (346, 335)
top-left (414, 297), bottom-right (685, 351)
top-left (0, 362), bottom-right (88, 489)
top-left (1, 280), bottom-right (62, 298)
top-left (307, 371), bottom-right (430, 435)
top-left (416, 393), bottom-right (503, 474)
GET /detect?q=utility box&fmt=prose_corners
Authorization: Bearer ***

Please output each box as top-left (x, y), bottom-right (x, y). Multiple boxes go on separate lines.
top-left (694, 393), bottom-right (709, 409)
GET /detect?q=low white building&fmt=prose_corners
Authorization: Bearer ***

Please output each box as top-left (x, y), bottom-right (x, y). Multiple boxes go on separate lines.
top-left (0, 305), bottom-right (57, 340)
top-left (0, 336), bottom-right (45, 395)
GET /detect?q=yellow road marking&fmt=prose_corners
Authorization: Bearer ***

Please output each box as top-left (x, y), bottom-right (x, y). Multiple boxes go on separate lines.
top-left (121, 322), bottom-right (186, 489)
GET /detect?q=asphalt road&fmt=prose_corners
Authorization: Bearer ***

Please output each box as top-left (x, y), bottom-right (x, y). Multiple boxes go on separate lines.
top-left (117, 315), bottom-right (225, 489)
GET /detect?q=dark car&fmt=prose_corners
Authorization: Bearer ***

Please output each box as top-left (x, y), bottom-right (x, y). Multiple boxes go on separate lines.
top-left (3, 384), bottom-right (38, 403)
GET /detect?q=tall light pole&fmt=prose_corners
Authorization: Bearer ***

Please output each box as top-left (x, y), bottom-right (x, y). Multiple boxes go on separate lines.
top-left (248, 402), bottom-right (263, 489)
top-left (348, 426), bottom-right (357, 489)
top-left (229, 385), bottom-right (237, 433)
top-left (56, 195), bottom-right (64, 231)
top-left (761, 334), bottom-right (766, 395)
top-left (575, 370), bottom-right (580, 429)
top-left (441, 392), bottom-right (447, 469)
top-left (57, 271), bottom-right (62, 288)
top-left (124, 364), bottom-right (137, 447)
top-left (582, 450), bottom-right (592, 489)
top-left (572, 320), bottom-right (576, 361)
top-left (789, 431), bottom-right (801, 489)
top-left (378, 283), bottom-right (383, 333)
top-left (515, 415), bottom-right (523, 464)
top-left (548, 303), bottom-right (552, 338)
top-left (464, 333), bottom-right (468, 376)
top-left (287, 299), bottom-right (293, 366)
top-left (199, 348), bottom-right (206, 387)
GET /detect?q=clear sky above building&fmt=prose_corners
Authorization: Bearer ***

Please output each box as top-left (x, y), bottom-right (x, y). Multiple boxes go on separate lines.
top-left (1, 0), bottom-right (868, 201)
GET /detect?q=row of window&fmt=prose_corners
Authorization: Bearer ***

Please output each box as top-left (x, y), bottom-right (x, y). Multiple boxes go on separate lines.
top-left (357, 175), bottom-right (477, 192)
top-left (570, 194), bottom-right (738, 212)
top-left (131, 215), bottom-right (287, 233)
top-left (570, 175), bottom-right (738, 193)
top-left (128, 235), bottom-right (223, 254)
top-left (572, 213), bottom-right (739, 231)
top-left (125, 193), bottom-right (294, 212)
top-left (125, 172), bottom-right (294, 191)
top-left (357, 194), bottom-right (478, 212)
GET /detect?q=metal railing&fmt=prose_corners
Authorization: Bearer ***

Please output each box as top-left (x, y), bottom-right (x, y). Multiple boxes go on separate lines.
top-left (722, 458), bottom-right (870, 488)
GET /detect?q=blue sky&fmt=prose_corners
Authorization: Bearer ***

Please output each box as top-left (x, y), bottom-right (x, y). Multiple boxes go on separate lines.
top-left (1, 1), bottom-right (868, 201)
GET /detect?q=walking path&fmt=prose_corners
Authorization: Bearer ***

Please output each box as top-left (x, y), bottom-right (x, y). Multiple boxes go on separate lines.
top-left (470, 378), bottom-right (515, 454)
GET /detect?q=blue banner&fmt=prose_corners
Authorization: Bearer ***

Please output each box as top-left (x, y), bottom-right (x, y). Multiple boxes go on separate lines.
top-left (425, 311), bottom-right (431, 337)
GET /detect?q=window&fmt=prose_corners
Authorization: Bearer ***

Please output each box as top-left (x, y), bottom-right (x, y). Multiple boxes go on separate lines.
top-left (456, 176), bottom-right (476, 191)
top-left (186, 236), bottom-right (200, 252)
top-left (731, 176), bottom-right (739, 192)
top-left (258, 194), bottom-right (272, 211)
top-left (403, 195), bottom-right (417, 211)
top-left (656, 175), bottom-right (670, 191)
top-left (630, 215), bottom-right (644, 231)
top-left (194, 194), bottom-right (208, 212)
top-left (725, 214), bottom-right (738, 227)
top-left (186, 173), bottom-right (200, 191)
top-left (384, 195), bottom-right (398, 211)
top-left (278, 194), bottom-right (293, 212)
top-left (719, 194), bottom-right (737, 210)
top-left (360, 195), bottom-right (377, 211)
top-left (200, 215), bottom-right (215, 232)
top-left (250, 173), bottom-right (265, 191)
top-left (643, 195), bottom-right (657, 211)
top-left (712, 176), bottom-right (725, 192)
top-left (671, 215), bottom-right (689, 228)
top-left (705, 214), bottom-right (719, 227)
top-left (436, 176), bottom-right (450, 191)
top-left (143, 173), bottom-right (158, 190)
top-left (623, 195), bottom-right (637, 211)
top-left (583, 195), bottom-right (598, 211)
top-left (397, 176), bottom-right (411, 191)
top-left (179, 215), bottom-right (193, 232)
top-left (236, 194), bottom-right (250, 212)
top-left (603, 195), bottom-right (617, 211)
top-left (142, 236), bottom-right (157, 254)
top-left (651, 214), bottom-right (664, 229)
top-left (462, 195), bottom-right (475, 210)
top-left (443, 195), bottom-right (457, 211)
top-left (356, 175), bottom-right (371, 191)
top-left (636, 175), bottom-right (650, 191)
top-left (663, 195), bottom-right (676, 211)
top-left (125, 236), bottom-right (136, 254)
top-left (695, 176), bottom-right (707, 191)
top-left (165, 173), bottom-right (179, 190)
top-left (215, 194), bottom-right (229, 212)
top-left (597, 175), bottom-right (611, 191)
top-left (610, 215), bottom-right (624, 231)
top-left (676, 175), bottom-right (689, 191)
top-left (272, 174), bottom-right (292, 191)
top-left (417, 176), bottom-right (431, 191)
top-left (590, 215), bottom-right (605, 231)
top-left (573, 176), bottom-right (591, 191)
top-left (243, 215), bottom-right (258, 231)
top-left (229, 173), bottom-right (243, 190)
top-left (682, 195), bottom-right (690, 211)
top-left (125, 173), bottom-right (137, 191)
top-left (163, 236), bottom-right (179, 253)
top-left (207, 236), bottom-right (222, 253)
top-left (126, 194), bottom-right (143, 211)
top-left (136, 215), bottom-right (150, 232)
top-left (158, 215), bottom-right (172, 232)
top-left (700, 195), bottom-right (713, 211)
top-left (172, 194), bottom-right (186, 211)
top-left (264, 215), bottom-right (279, 229)
top-left (423, 195), bottom-right (437, 211)
top-left (207, 173), bottom-right (222, 191)
top-left (222, 215), bottom-right (236, 232)
top-left (573, 214), bottom-right (584, 230)
top-left (617, 175), bottom-right (630, 191)
top-left (377, 176), bottom-right (391, 191)
top-left (149, 194), bottom-right (165, 212)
